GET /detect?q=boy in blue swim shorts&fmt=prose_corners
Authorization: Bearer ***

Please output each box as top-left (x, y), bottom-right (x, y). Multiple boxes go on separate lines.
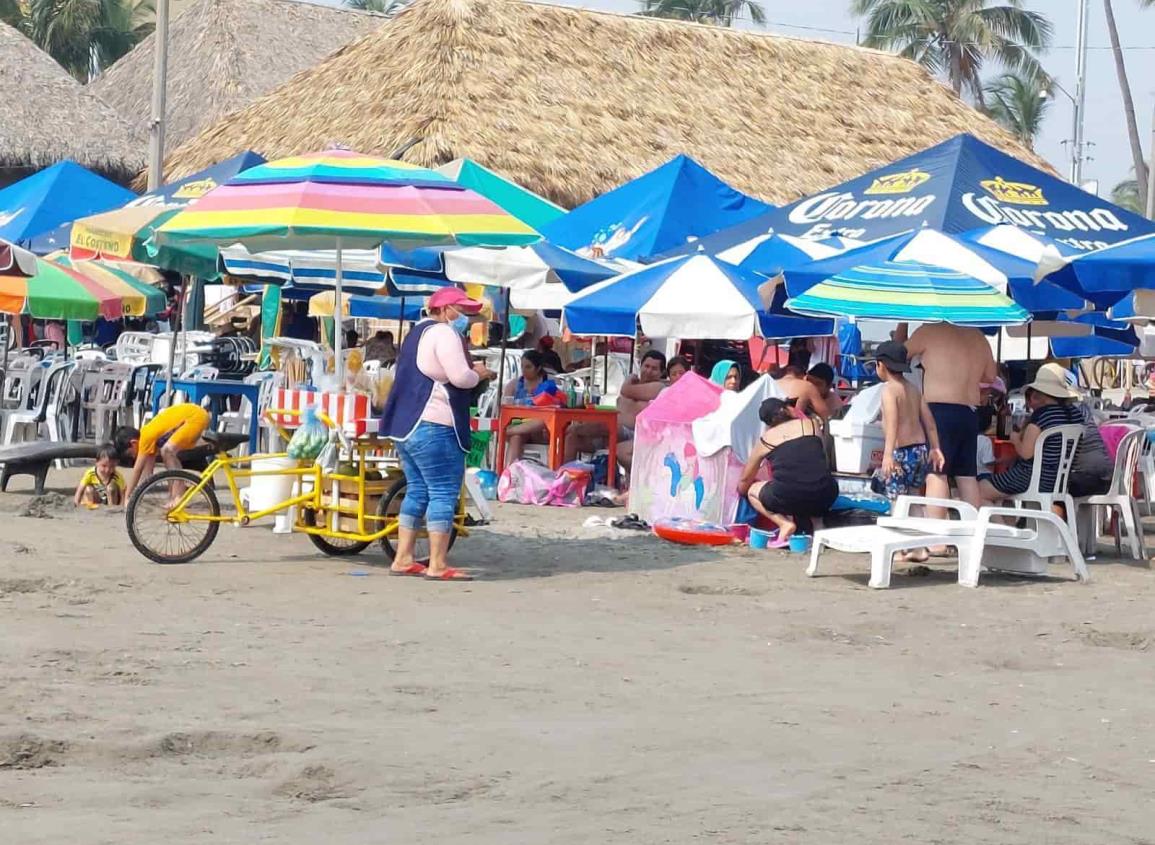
top-left (872, 341), bottom-right (945, 503)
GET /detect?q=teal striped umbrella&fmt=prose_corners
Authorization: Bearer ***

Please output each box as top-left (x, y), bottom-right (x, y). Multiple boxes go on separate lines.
top-left (784, 230), bottom-right (1033, 327)
top-left (785, 259), bottom-right (1029, 326)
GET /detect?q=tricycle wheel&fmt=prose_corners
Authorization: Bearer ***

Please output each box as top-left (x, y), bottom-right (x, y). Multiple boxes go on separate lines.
top-left (376, 476), bottom-right (457, 562)
top-left (127, 469), bottom-right (220, 564)
top-left (301, 508), bottom-right (371, 557)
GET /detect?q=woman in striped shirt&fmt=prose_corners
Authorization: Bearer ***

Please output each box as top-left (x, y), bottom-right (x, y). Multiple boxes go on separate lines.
top-left (980, 363), bottom-right (1111, 502)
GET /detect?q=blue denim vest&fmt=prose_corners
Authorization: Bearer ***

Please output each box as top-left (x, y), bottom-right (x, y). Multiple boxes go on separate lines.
top-left (379, 319), bottom-right (473, 452)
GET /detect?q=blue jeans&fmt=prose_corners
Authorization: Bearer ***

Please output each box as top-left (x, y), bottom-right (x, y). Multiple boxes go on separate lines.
top-left (395, 422), bottom-right (465, 534)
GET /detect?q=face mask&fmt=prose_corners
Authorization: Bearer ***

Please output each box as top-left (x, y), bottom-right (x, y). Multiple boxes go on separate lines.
top-left (451, 314), bottom-right (470, 335)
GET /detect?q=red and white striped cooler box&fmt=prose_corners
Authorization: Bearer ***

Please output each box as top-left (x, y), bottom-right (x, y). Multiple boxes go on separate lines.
top-left (270, 389), bottom-right (381, 437)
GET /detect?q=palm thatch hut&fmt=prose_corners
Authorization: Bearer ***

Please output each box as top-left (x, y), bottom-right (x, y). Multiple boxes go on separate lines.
top-left (0, 23), bottom-right (144, 185)
top-left (159, 0), bottom-right (1053, 207)
top-left (91, 0), bottom-right (384, 153)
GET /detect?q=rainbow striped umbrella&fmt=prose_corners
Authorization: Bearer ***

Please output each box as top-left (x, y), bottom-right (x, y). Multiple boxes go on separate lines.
top-left (52, 255), bottom-right (165, 317)
top-left (154, 150), bottom-right (541, 251)
top-left (0, 256), bottom-right (124, 320)
top-left (155, 149), bottom-right (540, 381)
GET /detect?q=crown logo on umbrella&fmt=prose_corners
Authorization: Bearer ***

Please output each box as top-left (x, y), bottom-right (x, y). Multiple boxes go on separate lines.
top-left (863, 169), bottom-right (931, 195)
top-left (981, 177), bottom-right (1047, 206)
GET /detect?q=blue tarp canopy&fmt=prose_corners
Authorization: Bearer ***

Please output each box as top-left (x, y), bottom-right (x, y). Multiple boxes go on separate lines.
top-left (28, 151), bottom-right (266, 255)
top-left (138, 150), bottom-right (266, 207)
top-left (693, 134), bottom-right (1155, 256)
top-left (0, 160), bottom-right (136, 250)
top-left (540, 154), bottom-right (773, 262)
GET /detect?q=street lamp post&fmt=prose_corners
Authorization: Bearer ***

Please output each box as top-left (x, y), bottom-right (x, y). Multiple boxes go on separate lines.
top-left (1070, 0), bottom-right (1089, 186)
top-left (146, 0), bottom-right (170, 191)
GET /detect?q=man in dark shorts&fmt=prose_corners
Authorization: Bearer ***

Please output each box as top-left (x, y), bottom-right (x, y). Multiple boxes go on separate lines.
top-left (900, 323), bottom-right (996, 514)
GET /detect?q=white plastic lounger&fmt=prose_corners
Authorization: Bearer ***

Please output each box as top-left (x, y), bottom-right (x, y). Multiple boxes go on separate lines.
top-left (810, 496), bottom-right (1090, 589)
top-left (807, 523), bottom-right (970, 589)
top-left (878, 496), bottom-right (1088, 588)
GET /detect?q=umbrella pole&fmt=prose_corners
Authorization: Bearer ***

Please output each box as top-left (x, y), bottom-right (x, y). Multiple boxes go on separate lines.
top-left (1026, 322), bottom-right (1033, 363)
top-left (398, 295), bottom-right (405, 346)
top-left (603, 337), bottom-right (609, 395)
top-left (163, 276), bottom-right (187, 406)
top-left (334, 237), bottom-right (344, 387)
top-left (996, 329), bottom-right (1003, 367)
top-left (496, 288), bottom-right (511, 409)
top-left (0, 315), bottom-right (9, 410)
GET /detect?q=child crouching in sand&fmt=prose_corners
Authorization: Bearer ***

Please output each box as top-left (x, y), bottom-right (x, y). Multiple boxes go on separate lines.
top-left (74, 445), bottom-right (125, 508)
top-left (872, 341), bottom-right (945, 563)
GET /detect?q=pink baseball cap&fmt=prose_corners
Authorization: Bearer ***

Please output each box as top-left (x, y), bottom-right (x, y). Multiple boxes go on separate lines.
top-left (427, 286), bottom-right (483, 315)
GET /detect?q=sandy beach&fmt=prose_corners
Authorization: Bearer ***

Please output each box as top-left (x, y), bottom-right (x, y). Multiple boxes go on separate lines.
top-left (2, 469), bottom-right (1154, 844)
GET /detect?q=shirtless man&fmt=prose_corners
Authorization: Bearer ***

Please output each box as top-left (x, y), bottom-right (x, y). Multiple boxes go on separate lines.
top-left (805, 363), bottom-right (844, 419)
top-left (771, 365), bottom-right (831, 421)
top-left (563, 350), bottom-right (667, 471)
top-left (899, 322), bottom-right (997, 514)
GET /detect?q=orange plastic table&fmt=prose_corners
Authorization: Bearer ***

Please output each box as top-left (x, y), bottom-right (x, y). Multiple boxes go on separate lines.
top-left (495, 405), bottom-right (620, 487)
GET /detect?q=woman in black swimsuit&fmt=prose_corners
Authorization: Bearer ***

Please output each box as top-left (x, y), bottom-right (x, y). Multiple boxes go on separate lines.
top-left (737, 397), bottom-right (839, 543)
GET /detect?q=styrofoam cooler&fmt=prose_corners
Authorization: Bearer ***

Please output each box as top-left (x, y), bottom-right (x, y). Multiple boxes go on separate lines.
top-left (829, 418), bottom-right (885, 474)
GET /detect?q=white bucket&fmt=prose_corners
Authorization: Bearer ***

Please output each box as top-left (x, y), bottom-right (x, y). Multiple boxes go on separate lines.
top-left (241, 457), bottom-right (300, 532)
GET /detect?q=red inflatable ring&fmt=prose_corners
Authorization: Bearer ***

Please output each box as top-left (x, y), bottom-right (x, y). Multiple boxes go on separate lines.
top-left (653, 518), bottom-right (735, 546)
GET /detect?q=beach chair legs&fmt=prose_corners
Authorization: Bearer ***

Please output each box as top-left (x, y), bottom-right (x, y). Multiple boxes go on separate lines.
top-left (807, 530), bottom-right (900, 589)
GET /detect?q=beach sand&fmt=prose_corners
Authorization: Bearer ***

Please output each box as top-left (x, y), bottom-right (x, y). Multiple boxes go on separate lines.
top-left (2, 470), bottom-right (1154, 843)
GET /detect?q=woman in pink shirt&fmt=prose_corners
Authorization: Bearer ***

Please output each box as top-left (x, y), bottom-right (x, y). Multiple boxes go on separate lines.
top-left (379, 288), bottom-right (494, 581)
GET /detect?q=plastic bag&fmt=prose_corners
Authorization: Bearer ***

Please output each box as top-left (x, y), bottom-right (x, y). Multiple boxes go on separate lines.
top-left (286, 406), bottom-right (329, 461)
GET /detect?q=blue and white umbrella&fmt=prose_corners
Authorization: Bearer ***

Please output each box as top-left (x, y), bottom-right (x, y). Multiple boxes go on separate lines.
top-left (1048, 313), bottom-right (1139, 358)
top-left (717, 231), bottom-right (863, 273)
top-left (961, 224), bottom-right (1091, 313)
top-left (563, 253), bottom-right (834, 340)
top-left (1038, 232), bottom-right (1155, 310)
top-left (221, 246), bottom-right (387, 293)
top-left (784, 229), bottom-right (1031, 326)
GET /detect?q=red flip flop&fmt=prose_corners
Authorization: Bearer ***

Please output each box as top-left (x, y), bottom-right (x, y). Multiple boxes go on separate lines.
top-left (389, 563), bottom-right (428, 577)
top-left (424, 567), bottom-right (474, 582)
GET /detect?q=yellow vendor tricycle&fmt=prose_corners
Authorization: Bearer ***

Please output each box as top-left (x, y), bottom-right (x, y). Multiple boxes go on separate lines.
top-left (125, 409), bottom-right (467, 565)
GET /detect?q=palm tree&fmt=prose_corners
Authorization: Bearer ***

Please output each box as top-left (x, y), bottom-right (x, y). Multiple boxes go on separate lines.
top-left (344, 0), bottom-right (411, 16)
top-left (850, 0), bottom-right (1052, 106)
top-left (2, 0), bottom-right (26, 29)
top-left (1111, 173), bottom-right (1142, 214)
top-left (1103, 0), bottom-right (1151, 213)
top-left (25, 0), bottom-right (154, 82)
top-left (638, 0), bottom-right (767, 27)
top-left (983, 71), bottom-right (1050, 148)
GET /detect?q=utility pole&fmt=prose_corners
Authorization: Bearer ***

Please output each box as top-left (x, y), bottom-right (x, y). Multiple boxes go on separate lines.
top-left (1070, 0), bottom-right (1090, 185)
top-left (146, 0), bottom-right (170, 191)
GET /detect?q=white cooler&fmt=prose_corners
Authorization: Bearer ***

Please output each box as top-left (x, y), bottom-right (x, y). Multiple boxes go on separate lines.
top-left (829, 418), bottom-right (885, 474)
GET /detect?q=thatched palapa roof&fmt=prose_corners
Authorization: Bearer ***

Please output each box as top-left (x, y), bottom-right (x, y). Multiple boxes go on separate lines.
top-left (159, 0), bottom-right (1053, 208)
top-left (0, 23), bottom-right (144, 181)
top-left (91, 0), bottom-right (384, 153)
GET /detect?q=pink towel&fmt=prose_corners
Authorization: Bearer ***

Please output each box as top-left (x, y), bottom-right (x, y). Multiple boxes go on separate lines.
top-left (1099, 424), bottom-right (1136, 462)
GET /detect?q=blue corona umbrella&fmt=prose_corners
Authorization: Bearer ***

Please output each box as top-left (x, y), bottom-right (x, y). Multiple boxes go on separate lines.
top-left (564, 254), bottom-right (833, 339)
top-left (694, 134), bottom-right (1155, 255)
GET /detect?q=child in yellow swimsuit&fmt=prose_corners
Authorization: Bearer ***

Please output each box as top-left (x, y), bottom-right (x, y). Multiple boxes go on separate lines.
top-left (74, 445), bottom-right (125, 508)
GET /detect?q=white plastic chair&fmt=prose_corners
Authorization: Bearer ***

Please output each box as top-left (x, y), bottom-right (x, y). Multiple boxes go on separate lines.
top-left (1004, 424), bottom-right (1083, 530)
top-left (2, 360), bottom-right (75, 447)
top-left (1076, 427), bottom-right (1147, 560)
